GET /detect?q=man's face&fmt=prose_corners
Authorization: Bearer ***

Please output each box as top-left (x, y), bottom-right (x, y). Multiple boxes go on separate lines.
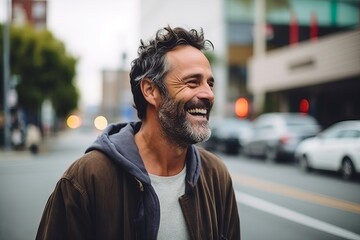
top-left (158, 46), bottom-right (215, 146)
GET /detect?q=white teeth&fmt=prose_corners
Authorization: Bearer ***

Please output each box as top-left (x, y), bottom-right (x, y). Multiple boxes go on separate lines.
top-left (188, 108), bottom-right (207, 115)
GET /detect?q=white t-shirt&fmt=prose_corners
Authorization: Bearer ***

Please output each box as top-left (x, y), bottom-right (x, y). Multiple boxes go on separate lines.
top-left (149, 166), bottom-right (190, 240)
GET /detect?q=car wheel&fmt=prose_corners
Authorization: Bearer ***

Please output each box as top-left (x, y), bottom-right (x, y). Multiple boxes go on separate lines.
top-left (341, 158), bottom-right (355, 180)
top-left (299, 154), bottom-right (311, 172)
top-left (265, 147), bottom-right (277, 162)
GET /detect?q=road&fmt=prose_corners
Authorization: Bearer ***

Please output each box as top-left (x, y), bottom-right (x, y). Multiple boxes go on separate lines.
top-left (0, 129), bottom-right (359, 240)
top-left (221, 153), bottom-right (360, 240)
top-left (0, 128), bottom-right (99, 240)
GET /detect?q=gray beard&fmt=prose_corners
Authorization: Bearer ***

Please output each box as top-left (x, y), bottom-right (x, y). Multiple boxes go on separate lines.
top-left (158, 95), bottom-right (211, 148)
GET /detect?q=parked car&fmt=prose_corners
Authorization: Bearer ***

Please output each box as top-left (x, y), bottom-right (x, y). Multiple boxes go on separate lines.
top-left (203, 118), bottom-right (253, 155)
top-left (243, 112), bottom-right (321, 161)
top-left (295, 120), bottom-right (360, 180)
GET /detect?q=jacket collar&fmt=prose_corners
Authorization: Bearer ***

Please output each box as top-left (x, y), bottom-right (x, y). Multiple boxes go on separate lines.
top-left (87, 121), bottom-right (201, 188)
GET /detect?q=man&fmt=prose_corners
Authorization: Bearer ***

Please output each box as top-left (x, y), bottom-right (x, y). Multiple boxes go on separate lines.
top-left (36, 26), bottom-right (240, 240)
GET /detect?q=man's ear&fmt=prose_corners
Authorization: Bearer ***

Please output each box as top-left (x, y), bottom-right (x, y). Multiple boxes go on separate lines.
top-left (140, 78), bottom-right (159, 106)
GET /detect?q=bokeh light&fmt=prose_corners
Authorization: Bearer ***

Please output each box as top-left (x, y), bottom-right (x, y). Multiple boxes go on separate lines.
top-left (94, 116), bottom-right (108, 130)
top-left (235, 97), bottom-right (249, 118)
top-left (66, 115), bottom-right (82, 129)
top-left (300, 99), bottom-right (310, 114)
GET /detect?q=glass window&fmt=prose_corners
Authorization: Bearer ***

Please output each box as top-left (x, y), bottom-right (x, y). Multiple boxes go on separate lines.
top-left (338, 130), bottom-right (360, 138)
top-left (32, 2), bottom-right (46, 19)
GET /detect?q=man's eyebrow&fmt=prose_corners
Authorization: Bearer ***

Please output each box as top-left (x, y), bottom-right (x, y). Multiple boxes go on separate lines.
top-left (182, 73), bottom-right (202, 79)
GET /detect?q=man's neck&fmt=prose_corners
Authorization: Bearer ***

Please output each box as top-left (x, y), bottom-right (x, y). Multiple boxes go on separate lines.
top-left (134, 121), bottom-right (188, 176)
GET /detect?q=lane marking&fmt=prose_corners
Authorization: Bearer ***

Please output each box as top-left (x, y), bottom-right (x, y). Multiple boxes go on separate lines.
top-left (231, 173), bottom-right (360, 214)
top-left (236, 191), bottom-right (360, 240)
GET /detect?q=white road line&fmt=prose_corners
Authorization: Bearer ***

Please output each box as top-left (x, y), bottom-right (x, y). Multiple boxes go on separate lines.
top-left (236, 191), bottom-right (360, 240)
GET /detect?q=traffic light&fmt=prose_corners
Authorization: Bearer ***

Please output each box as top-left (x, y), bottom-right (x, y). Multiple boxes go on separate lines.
top-left (299, 98), bottom-right (309, 114)
top-left (235, 97), bottom-right (249, 118)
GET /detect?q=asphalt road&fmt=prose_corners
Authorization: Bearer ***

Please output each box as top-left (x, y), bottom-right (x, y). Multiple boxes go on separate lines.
top-left (0, 128), bottom-right (99, 240)
top-left (221, 152), bottom-right (360, 240)
top-left (0, 129), bottom-right (359, 240)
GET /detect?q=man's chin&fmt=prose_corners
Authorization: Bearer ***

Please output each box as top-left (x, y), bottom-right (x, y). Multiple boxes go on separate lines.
top-left (186, 113), bottom-right (209, 126)
top-left (190, 126), bottom-right (211, 143)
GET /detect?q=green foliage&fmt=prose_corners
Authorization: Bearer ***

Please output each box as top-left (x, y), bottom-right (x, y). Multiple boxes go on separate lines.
top-left (51, 83), bottom-right (79, 118)
top-left (0, 24), bottom-right (79, 118)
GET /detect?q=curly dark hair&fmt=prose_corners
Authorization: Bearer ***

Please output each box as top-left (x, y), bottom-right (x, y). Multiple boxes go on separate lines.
top-left (129, 26), bottom-right (214, 120)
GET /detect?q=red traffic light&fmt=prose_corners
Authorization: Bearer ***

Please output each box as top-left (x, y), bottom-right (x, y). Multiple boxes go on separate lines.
top-left (300, 99), bottom-right (309, 114)
top-left (235, 97), bottom-right (249, 118)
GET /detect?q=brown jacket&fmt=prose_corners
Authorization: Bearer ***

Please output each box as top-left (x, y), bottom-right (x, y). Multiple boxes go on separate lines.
top-left (36, 122), bottom-right (240, 240)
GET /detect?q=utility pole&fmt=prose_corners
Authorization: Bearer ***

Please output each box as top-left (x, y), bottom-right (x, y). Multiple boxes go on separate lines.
top-left (254, 0), bottom-right (266, 57)
top-left (2, 0), bottom-right (11, 150)
top-left (252, 0), bottom-right (266, 115)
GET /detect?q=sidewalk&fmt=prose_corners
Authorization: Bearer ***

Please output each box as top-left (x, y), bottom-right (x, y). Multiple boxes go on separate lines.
top-left (0, 128), bottom-right (100, 161)
top-left (0, 133), bottom-right (57, 161)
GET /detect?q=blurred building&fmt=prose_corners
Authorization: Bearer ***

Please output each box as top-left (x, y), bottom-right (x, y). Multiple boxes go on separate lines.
top-left (243, 0), bottom-right (360, 128)
top-left (249, 30), bottom-right (360, 128)
top-left (101, 69), bottom-right (137, 124)
top-left (139, 0), bottom-right (359, 128)
top-left (11, 0), bottom-right (47, 29)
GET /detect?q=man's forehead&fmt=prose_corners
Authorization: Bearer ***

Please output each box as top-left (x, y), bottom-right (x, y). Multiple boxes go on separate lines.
top-left (166, 46), bottom-right (211, 71)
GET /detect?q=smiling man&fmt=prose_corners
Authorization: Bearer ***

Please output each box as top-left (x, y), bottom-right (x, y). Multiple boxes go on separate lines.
top-left (36, 26), bottom-right (240, 240)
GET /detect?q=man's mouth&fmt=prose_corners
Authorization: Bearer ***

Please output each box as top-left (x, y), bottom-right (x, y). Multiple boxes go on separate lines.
top-left (184, 99), bottom-right (212, 121)
top-left (187, 108), bottom-right (208, 119)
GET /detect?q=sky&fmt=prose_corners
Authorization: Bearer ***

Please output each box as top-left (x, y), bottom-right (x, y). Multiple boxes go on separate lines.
top-left (1, 0), bottom-right (140, 107)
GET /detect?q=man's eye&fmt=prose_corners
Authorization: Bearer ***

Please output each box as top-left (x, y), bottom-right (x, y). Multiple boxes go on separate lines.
top-left (187, 80), bottom-right (199, 87)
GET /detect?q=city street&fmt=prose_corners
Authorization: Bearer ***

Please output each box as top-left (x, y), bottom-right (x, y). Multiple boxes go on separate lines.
top-left (1, 129), bottom-right (360, 240)
top-left (0, 128), bottom-right (100, 240)
top-left (222, 153), bottom-right (360, 240)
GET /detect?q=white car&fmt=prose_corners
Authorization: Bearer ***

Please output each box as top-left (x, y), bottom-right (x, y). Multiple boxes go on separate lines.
top-left (295, 120), bottom-right (360, 180)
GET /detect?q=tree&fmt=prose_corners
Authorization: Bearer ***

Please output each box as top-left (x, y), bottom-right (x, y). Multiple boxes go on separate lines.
top-left (0, 24), bottom-right (79, 122)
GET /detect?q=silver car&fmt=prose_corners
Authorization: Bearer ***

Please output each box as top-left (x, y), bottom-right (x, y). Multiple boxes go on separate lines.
top-left (243, 113), bottom-right (321, 162)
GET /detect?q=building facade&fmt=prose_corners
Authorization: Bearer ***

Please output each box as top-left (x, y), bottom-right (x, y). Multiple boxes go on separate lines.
top-left (11, 0), bottom-right (47, 29)
top-left (101, 69), bottom-right (137, 123)
top-left (248, 30), bottom-right (360, 128)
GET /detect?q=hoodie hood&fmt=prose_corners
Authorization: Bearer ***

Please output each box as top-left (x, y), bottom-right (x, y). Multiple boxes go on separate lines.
top-left (85, 121), bottom-right (201, 191)
top-left (86, 122), bottom-right (150, 184)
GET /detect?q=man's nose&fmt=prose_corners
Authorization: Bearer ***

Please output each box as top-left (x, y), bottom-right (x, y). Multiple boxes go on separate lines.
top-left (198, 83), bottom-right (215, 103)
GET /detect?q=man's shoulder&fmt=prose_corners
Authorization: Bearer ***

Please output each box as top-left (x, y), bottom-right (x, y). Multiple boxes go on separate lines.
top-left (69, 150), bottom-right (113, 169)
top-left (196, 146), bottom-right (229, 174)
top-left (195, 147), bottom-right (234, 194)
top-left (62, 150), bottom-right (117, 182)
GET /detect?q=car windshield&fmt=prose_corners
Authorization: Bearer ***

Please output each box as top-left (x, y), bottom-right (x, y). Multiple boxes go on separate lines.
top-left (321, 122), bottom-right (360, 139)
top-left (284, 115), bottom-right (319, 133)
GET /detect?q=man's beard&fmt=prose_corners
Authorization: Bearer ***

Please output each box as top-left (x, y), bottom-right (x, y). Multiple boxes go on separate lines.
top-left (158, 94), bottom-right (212, 147)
